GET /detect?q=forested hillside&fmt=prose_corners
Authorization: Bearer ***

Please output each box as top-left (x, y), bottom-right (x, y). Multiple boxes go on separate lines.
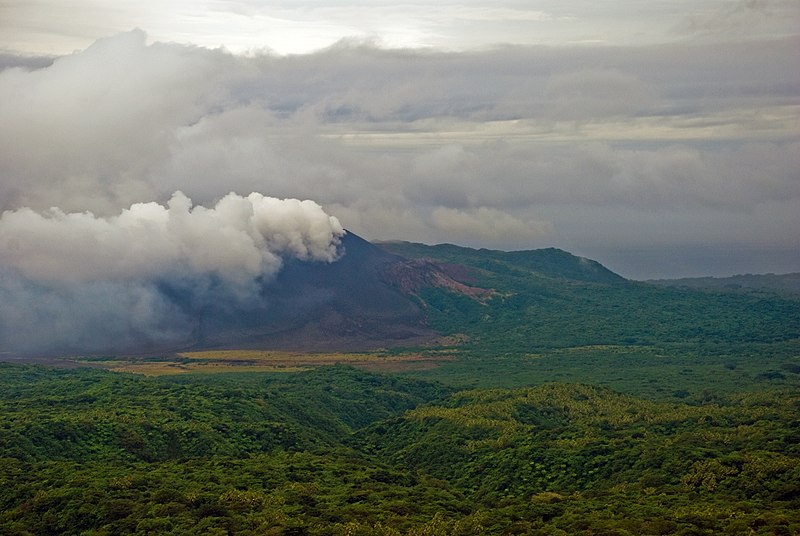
top-left (1, 364), bottom-right (798, 534)
top-left (377, 241), bottom-right (800, 354)
top-left (1, 242), bottom-right (799, 534)
top-left (648, 272), bottom-right (800, 294)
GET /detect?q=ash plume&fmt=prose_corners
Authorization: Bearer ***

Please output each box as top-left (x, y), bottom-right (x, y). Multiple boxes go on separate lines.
top-left (0, 192), bottom-right (345, 354)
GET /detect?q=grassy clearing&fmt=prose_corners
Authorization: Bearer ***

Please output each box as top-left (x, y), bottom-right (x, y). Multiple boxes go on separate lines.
top-left (109, 362), bottom-right (310, 376)
top-left (179, 350), bottom-right (384, 362)
top-left (92, 349), bottom-right (455, 376)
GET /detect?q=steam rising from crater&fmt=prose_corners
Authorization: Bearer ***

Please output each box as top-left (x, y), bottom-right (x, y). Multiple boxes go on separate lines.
top-left (0, 192), bottom-right (345, 353)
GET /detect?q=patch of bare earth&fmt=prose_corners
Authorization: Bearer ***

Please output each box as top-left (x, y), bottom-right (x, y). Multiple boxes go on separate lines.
top-left (382, 259), bottom-right (494, 303)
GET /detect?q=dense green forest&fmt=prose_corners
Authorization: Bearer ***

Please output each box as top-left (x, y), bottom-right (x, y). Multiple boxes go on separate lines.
top-left (1, 364), bottom-right (798, 534)
top-left (648, 272), bottom-right (800, 294)
top-left (2, 243), bottom-right (799, 534)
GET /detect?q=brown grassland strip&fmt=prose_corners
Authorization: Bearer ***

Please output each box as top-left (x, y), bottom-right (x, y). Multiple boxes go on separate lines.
top-left (96, 350), bottom-right (455, 376)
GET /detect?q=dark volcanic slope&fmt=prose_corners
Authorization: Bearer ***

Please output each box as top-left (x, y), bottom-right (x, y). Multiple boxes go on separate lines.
top-left (198, 236), bottom-right (629, 351)
top-left (197, 232), bottom-right (438, 350)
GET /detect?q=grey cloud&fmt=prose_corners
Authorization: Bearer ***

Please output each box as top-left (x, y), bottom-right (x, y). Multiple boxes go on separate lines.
top-left (674, 0), bottom-right (798, 39)
top-left (0, 53), bottom-right (54, 72)
top-left (544, 69), bottom-right (657, 120)
top-left (431, 207), bottom-right (553, 244)
top-left (0, 274), bottom-right (193, 354)
top-left (0, 31), bottom-right (798, 282)
top-left (396, 140), bottom-right (800, 211)
top-left (0, 29), bottom-right (239, 213)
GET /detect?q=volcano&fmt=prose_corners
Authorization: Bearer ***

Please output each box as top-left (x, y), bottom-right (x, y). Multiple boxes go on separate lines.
top-left (5, 230), bottom-right (631, 357)
top-left (190, 230), bottom-right (630, 352)
top-left (194, 232), bottom-right (448, 351)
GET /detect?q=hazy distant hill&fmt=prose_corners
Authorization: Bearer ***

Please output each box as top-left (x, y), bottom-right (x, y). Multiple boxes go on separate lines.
top-left (374, 240), bottom-right (800, 354)
top-left (377, 241), bottom-right (625, 284)
top-left (647, 272), bottom-right (800, 294)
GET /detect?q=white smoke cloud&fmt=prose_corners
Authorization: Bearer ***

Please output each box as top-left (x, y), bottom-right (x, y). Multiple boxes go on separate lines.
top-left (0, 191), bottom-right (344, 284)
top-left (0, 192), bottom-right (344, 353)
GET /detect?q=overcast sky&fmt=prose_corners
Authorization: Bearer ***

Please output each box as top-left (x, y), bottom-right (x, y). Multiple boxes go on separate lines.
top-left (1, 0), bottom-right (799, 281)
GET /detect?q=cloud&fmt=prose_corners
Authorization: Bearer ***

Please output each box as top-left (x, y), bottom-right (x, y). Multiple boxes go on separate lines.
top-left (6, 1), bottom-right (797, 56)
top-left (0, 53), bottom-right (53, 72)
top-left (431, 207), bottom-right (552, 244)
top-left (674, 0), bottom-right (798, 39)
top-left (0, 191), bottom-right (344, 353)
top-left (544, 69), bottom-right (657, 120)
top-left (0, 30), bottom-right (798, 286)
top-left (0, 191), bottom-right (343, 285)
top-left (0, 29), bottom-right (241, 213)
top-left (0, 274), bottom-right (193, 354)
